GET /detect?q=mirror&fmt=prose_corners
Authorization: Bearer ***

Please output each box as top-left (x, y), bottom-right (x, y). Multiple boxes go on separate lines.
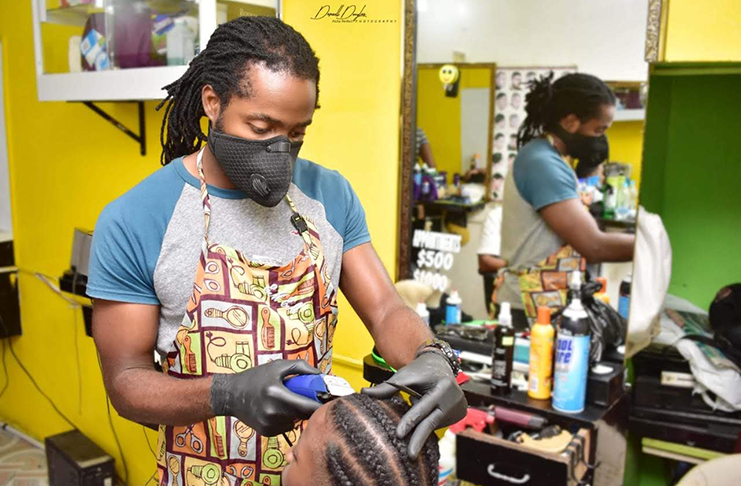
top-left (398, 2), bottom-right (650, 485)
top-left (402, 0), bottom-right (647, 322)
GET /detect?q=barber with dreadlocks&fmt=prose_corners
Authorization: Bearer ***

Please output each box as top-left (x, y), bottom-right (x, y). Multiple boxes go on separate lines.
top-left (494, 72), bottom-right (636, 321)
top-left (88, 16), bottom-right (465, 484)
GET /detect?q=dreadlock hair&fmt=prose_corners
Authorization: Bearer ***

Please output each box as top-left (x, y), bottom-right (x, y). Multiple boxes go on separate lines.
top-left (156, 16), bottom-right (320, 165)
top-left (324, 394), bottom-right (440, 486)
top-left (517, 72), bottom-right (616, 148)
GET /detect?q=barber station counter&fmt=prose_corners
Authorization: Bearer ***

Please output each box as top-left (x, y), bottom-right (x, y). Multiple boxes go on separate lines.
top-left (458, 382), bottom-right (628, 486)
top-left (363, 354), bottom-right (628, 486)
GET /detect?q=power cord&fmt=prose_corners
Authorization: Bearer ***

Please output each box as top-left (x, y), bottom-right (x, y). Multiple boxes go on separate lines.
top-left (7, 270), bottom-right (131, 484)
top-left (0, 315), bottom-right (80, 431)
top-left (142, 425), bottom-right (157, 459)
top-left (32, 271), bottom-right (84, 415)
top-left (142, 471), bottom-right (158, 486)
top-left (0, 338), bottom-right (8, 400)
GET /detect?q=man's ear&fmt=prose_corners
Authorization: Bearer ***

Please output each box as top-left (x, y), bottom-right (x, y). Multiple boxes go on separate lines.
top-left (202, 85), bottom-right (221, 127)
top-left (559, 114), bottom-right (581, 134)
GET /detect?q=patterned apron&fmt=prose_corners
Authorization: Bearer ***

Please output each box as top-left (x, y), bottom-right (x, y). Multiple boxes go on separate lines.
top-left (492, 136), bottom-right (587, 321)
top-left (492, 245), bottom-right (587, 320)
top-left (157, 149), bottom-right (339, 486)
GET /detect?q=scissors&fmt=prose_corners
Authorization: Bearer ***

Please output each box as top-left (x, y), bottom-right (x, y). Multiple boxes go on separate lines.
top-left (175, 425), bottom-right (204, 454)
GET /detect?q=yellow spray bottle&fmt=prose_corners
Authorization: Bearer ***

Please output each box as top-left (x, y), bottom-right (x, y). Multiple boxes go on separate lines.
top-left (528, 306), bottom-right (555, 400)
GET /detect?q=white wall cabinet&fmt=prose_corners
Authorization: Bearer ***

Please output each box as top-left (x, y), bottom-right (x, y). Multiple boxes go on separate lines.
top-left (31, 0), bottom-right (277, 102)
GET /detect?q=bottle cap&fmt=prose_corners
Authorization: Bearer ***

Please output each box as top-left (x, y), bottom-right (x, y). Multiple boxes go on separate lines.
top-left (536, 306), bottom-right (551, 324)
top-left (416, 301), bottom-right (428, 315)
top-left (447, 290), bottom-right (462, 305)
top-left (569, 271), bottom-right (582, 289)
top-left (498, 302), bottom-right (512, 327)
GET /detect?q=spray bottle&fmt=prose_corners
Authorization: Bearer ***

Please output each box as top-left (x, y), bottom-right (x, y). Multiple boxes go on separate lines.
top-left (552, 271), bottom-right (591, 413)
top-left (528, 306), bottom-right (555, 400)
top-left (491, 302), bottom-right (515, 394)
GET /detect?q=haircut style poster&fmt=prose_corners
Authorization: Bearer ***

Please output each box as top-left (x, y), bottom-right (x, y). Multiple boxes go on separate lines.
top-left (491, 66), bottom-right (577, 200)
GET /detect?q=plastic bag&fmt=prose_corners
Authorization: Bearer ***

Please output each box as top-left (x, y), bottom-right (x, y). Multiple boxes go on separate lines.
top-left (581, 280), bottom-right (627, 364)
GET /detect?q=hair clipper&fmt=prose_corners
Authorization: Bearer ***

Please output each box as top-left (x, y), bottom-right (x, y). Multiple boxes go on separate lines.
top-left (284, 374), bottom-right (354, 403)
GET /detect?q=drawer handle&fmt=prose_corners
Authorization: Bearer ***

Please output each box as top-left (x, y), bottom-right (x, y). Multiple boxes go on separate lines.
top-left (487, 464), bottom-right (531, 484)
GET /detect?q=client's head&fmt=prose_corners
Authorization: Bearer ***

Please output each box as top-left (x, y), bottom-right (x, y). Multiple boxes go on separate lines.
top-left (282, 393), bottom-right (440, 486)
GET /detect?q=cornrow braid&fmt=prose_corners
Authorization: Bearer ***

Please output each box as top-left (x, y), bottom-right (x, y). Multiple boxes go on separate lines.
top-left (325, 394), bottom-right (440, 486)
top-left (517, 72), bottom-right (616, 148)
top-left (156, 16), bottom-right (320, 165)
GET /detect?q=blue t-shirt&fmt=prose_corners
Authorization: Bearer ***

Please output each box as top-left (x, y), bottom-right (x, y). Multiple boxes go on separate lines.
top-left (87, 157), bottom-right (370, 354)
top-left (513, 138), bottom-right (578, 210)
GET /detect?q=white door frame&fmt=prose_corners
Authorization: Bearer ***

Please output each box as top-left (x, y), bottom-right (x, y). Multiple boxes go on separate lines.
top-left (0, 41), bottom-right (12, 237)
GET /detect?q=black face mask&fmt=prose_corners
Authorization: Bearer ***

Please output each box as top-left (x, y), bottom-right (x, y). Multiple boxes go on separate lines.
top-left (208, 128), bottom-right (303, 207)
top-left (554, 127), bottom-right (609, 177)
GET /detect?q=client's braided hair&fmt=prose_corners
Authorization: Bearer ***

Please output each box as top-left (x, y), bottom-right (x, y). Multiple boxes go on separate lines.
top-left (325, 394), bottom-right (440, 486)
top-left (156, 16), bottom-right (320, 165)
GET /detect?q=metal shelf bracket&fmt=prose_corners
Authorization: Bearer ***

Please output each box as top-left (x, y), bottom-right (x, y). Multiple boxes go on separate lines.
top-left (80, 101), bottom-right (146, 156)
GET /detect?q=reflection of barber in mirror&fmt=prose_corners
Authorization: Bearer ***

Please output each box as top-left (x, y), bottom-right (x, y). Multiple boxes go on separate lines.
top-left (494, 72), bottom-right (635, 320)
top-left (416, 127), bottom-right (436, 169)
top-left (88, 17), bottom-right (466, 481)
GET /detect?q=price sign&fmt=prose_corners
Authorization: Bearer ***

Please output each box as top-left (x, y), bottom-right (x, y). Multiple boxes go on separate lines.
top-left (412, 230), bottom-right (461, 291)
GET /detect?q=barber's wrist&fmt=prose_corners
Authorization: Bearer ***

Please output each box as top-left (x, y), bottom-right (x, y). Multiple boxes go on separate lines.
top-left (210, 373), bottom-right (235, 416)
top-left (414, 339), bottom-right (461, 376)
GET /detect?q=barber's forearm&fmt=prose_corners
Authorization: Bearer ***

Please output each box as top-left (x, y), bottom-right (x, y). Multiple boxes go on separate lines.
top-left (108, 367), bottom-right (214, 426)
top-left (590, 233), bottom-right (636, 263)
top-left (373, 303), bottom-right (434, 370)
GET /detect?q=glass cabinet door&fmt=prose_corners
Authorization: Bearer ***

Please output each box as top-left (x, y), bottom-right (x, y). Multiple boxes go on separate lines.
top-left (214, 0), bottom-right (277, 26)
top-left (36, 0), bottom-right (202, 75)
top-left (31, 0), bottom-right (278, 100)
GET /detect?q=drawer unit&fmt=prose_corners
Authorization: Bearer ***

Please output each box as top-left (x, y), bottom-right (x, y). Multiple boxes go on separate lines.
top-left (457, 426), bottom-right (592, 486)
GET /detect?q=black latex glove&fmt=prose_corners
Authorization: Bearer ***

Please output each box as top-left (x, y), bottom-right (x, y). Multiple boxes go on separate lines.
top-left (210, 359), bottom-right (321, 437)
top-left (361, 352), bottom-right (468, 459)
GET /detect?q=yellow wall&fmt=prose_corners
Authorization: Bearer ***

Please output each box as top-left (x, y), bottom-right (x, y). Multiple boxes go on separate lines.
top-left (281, 1), bottom-right (403, 391)
top-left (665, 0), bottom-right (741, 62)
top-left (416, 66), bottom-right (492, 177)
top-left (608, 120), bottom-right (644, 188)
top-left (0, 1), bottom-right (403, 484)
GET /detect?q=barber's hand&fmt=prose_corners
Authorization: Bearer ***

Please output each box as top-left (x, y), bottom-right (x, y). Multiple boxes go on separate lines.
top-left (210, 359), bottom-right (321, 437)
top-left (361, 352), bottom-right (467, 459)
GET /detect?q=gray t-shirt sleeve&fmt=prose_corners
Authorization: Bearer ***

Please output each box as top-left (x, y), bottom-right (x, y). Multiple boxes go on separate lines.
top-left (514, 140), bottom-right (578, 211)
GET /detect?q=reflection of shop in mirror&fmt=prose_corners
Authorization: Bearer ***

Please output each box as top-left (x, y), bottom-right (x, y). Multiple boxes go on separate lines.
top-left (626, 70), bottom-right (741, 470)
top-left (398, 2), bottom-right (651, 485)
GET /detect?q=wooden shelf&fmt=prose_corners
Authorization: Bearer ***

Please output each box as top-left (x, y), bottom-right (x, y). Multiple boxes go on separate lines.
top-left (45, 3), bottom-right (104, 27)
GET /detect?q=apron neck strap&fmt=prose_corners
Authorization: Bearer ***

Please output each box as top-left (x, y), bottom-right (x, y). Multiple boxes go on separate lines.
top-left (196, 147), bottom-right (212, 246)
top-left (196, 148), bottom-right (317, 254)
